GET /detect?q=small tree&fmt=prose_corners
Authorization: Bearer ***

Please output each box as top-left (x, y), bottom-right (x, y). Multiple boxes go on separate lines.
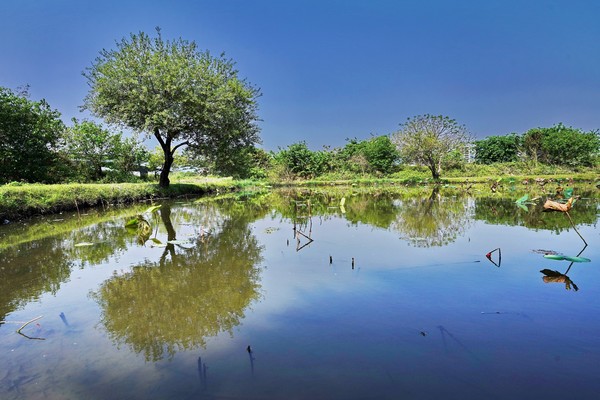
top-left (64, 119), bottom-right (117, 181)
top-left (361, 135), bottom-right (399, 174)
top-left (392, 114), bottom-right (471, 180)
top-left (272, 142), bottom-right (331, 179)
top-left (335, 136), bottom-right (399, 175)
top-left (83, 28), bottom-right (261, 188)
top-left (0, 86), bottom-right (66, 183)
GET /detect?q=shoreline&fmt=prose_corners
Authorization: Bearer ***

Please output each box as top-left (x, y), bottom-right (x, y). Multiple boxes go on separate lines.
top-left (1, 173), bottom-right (598, 222)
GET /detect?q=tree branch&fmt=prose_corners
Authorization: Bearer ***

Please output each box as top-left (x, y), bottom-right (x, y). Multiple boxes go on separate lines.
top-left (171, 141), bottom-right (190, 154)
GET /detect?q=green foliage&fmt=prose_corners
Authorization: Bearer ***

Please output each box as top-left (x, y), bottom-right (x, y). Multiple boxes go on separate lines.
top-left (0, 86), bottom-right (66, 184)
top-left (475, 133), bottom-right (521, 164)
top-left (272, 142), bottom-right (331, 179)
top-left (63, 119), bottom-right (118, 181)
top-left (111, 135), bottom-right (149, 176)
top-left (63, 119), bottom-right (148, 182)
top-left (83, 28), bottom-right (261, 187)
top-left (334, 136), bottom-right (399, 175)
top-left (392, 114), bottom-right (471, 180)
top-left (362, 136), bottom-right (399, 174)
top-left (522, 124), bottom-right (599, 167)
top-left (190, 145), bottom-right (271, 179)
top-left (441, 148), bottom-right (467, 171)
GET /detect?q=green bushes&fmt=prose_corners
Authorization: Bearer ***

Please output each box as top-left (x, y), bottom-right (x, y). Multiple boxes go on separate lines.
top-left (475, 125), bottom-right (599, 168)
top-left (334, 136), bottom-right (399, 175)
top-left (271, 142), bottom-right (332, 179)
top-left (269, 136), bottom-right (400, 180)
top-left (475, 134), bottom-right (521, 164)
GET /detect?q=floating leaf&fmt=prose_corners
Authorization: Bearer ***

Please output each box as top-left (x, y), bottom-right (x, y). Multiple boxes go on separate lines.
top-left (150, 242), bottom-right (167, 248)
top-left (563, 256), bottom-right (591, 263)
top-left (543, 254), bottom-right (591, 263)
top-left (145, 205), bottom-right (162, 214)
top-left (150, 238), bottom-right (163, 245)
top-left (74, 242), bottom-right (94, 247)
top-left (543, 254), bottom-right (566, 260)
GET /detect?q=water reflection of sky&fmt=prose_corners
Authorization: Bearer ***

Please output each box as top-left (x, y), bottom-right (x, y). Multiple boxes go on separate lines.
top-left (1, 196), bottom-right (599, 400)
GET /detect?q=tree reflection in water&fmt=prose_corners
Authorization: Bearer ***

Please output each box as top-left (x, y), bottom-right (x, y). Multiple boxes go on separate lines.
top-left (91, 203), bottom-right (265, 362)
top-left (393, 187), bottom-right (472, 247)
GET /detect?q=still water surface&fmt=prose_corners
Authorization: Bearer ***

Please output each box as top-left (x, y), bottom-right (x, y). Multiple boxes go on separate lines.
top-left (1, 186), bottom-right (599, 399)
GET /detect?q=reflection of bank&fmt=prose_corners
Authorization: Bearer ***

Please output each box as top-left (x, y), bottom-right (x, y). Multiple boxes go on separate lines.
top-left (540, 244), bottom-right (589, 292)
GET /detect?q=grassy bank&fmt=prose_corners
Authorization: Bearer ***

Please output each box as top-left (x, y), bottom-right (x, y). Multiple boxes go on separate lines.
top-left (0, 178), bottom-right (263, 220)
top-left (2, 164), bottom-right (598, 221)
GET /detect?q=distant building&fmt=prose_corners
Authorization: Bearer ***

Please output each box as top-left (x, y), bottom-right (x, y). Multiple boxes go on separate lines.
top-left (463, 143), bottom-right (476, 163)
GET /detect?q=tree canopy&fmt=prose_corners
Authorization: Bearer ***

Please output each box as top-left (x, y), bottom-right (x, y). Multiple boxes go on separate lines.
top-left (392, 114), bottom-right (471, 180)
top-left (0, 86), bottom-right (66, 184)
top-left (475, 133), bottom-right (521, 164)
top-left (83, 28), bottom-right (261, 187)
top-left (522, 123), bottom-right (599, 167)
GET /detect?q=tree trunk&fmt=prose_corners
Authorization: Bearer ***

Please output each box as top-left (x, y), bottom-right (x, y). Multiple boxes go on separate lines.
top-left (159, 146), bottom-right (173, 188)
top-left (159, 154), bottom-right (173, 188)
top-left (428, 163), bottom-right (440, 180)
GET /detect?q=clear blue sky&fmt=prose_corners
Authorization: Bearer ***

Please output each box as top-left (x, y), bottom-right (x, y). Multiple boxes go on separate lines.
top-left (1, 0), bottom-right (599, 150)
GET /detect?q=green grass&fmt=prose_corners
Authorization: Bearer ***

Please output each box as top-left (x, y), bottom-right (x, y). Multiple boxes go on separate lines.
top-left (0, 178), bottom-right (267, 220)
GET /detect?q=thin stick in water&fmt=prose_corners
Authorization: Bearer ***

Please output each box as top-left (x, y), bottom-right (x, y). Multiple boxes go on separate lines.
top-left (16, 315), bottom-right (43, 334)
top-left (565, 211), bottom-right (587, 246)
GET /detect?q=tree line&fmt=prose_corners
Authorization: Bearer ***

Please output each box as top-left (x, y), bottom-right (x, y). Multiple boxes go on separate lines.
top-left (474, 124), bottom-right (599, 167)
top-left (0, 86), bottom-right (148, 184)
top-left (1, 29), bottom-right (598, 185)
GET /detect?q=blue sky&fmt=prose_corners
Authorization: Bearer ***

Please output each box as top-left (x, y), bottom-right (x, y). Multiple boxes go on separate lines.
top-left (1, 0), bottom-right (599, 150)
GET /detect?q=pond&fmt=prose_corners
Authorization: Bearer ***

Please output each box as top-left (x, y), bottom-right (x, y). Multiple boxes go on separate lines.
top-left (1, 185), bottom-right (599, 399)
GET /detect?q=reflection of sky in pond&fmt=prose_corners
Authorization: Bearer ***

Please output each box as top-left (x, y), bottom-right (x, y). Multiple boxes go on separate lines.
top-left (1, 194), bottom-right (599, 400)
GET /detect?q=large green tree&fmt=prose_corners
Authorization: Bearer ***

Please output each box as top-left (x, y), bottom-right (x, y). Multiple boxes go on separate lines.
top-left (392, 114), bottom-right (471, 180)
top-left (0, 86), bottom-right (66, 183)
top-left (82, 28), bottom-right (261, 187)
